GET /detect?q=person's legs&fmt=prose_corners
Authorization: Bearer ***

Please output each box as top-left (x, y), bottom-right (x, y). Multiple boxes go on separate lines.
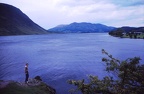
top-left (25, 73), bottom-right (29, 83)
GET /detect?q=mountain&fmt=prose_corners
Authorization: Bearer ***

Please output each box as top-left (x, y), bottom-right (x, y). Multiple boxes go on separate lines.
top-left (48, 22), bottom-right (115, 33)
top-left (0, 3), bottom-right (48, 36)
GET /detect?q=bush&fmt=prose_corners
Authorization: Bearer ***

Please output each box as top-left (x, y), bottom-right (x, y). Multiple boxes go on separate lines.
top-left (68, 49), bottom-right (144, 94)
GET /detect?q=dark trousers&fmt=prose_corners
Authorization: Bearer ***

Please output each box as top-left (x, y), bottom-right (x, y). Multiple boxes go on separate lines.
top-left (25, 73), bottom-right (29, 82)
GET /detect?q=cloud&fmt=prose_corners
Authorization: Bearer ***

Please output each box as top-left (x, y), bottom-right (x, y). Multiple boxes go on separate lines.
top-left (1, 0), bottom-right (144, 29)
top-left (51, 0), bottom-right (144, 27)
top-left (110, 0), bottom-right (144, 6)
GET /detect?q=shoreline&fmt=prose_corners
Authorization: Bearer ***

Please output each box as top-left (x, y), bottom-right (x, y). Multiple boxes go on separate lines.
top-left (0, 76), bottom-right (56, 94)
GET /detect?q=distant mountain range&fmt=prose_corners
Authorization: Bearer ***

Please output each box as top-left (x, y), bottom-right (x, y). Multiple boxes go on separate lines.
top-left (48, 22), bottom-right (116, 33)
top-left (0, 3), bottom-right (48, 36)
top-left (0, 3), bottom-right (143, 36)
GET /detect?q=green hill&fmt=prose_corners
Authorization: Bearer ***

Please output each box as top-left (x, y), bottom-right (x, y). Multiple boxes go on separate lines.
top-left (0, 3), bottom-right (48, 36)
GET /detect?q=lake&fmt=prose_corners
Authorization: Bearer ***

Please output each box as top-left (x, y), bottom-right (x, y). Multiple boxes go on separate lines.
top-left (0, 33), bottom-right (144, 94)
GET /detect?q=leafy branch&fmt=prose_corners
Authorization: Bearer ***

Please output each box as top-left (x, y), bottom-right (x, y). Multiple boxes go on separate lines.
top-left (68, 49), bottom-right (144, 94)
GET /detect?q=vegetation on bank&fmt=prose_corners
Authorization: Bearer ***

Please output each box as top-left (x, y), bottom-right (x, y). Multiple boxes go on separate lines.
top-left (109, 27), bottom-right (144, 39)
top-left (122, 33), bottom-right (144, 39)
top-left (68, 49), bottom-right (144, 94)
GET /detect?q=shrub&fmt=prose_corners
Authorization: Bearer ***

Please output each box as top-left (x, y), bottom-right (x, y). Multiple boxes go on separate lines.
top-left (68, 49), bottom-right (144, 94)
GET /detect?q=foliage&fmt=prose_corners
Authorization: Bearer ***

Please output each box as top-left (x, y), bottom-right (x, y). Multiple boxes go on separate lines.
top-left (68, 49), bottom-right (144, 94)
top-left (109, 28), bottom-right (123, 37)
top-left (108, 27), bottom-right (144, 39)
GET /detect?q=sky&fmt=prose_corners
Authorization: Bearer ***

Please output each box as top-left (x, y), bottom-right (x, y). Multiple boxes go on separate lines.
top-left (1, 0), bottom-right (144, 29)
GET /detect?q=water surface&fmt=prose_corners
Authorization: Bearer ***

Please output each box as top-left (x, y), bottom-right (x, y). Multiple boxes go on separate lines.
top-left (0, 33), bottom-right (144, 93)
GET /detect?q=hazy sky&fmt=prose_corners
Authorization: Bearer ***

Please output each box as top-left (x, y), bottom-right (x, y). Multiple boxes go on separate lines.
top-left (1, 0), bottom-right (144, 29)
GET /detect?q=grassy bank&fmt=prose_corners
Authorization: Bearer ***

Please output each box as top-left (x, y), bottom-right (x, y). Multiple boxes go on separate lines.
top-left (0, 77), bottom-right (56, 94)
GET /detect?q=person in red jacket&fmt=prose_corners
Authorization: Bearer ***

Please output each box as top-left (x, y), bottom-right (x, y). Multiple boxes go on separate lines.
top-left (25, 63), bottom-right (29, 83)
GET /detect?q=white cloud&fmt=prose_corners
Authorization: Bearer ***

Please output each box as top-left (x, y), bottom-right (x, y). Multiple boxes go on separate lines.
top-left (1, 0), bottom-right (144, 29)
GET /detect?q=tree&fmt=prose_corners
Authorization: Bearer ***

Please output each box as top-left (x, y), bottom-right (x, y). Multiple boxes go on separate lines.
top-left (68, 49), bottom-right (144, 94)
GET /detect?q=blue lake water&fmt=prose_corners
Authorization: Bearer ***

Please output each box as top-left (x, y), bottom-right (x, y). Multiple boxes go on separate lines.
top-left (0, 33), bottom-right (144, 94)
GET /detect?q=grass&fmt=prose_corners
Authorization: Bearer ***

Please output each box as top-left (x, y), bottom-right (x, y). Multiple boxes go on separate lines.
top-left (0, 82), bottom-right (30, 94)
top-left (0, 81), bottom-right (53, 94)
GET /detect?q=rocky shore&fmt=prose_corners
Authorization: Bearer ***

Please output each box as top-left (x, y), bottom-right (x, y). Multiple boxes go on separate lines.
top-left (0, 76), bottom-right (56, 94)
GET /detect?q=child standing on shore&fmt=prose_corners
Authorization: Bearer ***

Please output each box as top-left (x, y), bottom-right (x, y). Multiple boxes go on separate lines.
top-left (25, 63), bottom-right (29, 83)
